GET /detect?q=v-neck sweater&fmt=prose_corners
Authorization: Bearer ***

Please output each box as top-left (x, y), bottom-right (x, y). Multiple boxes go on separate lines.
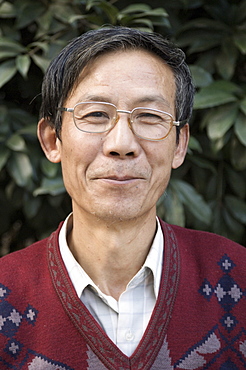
top-left (59, 215), bottom-right (163, 357)
top-left (0, 220), bottom-right (246, 369)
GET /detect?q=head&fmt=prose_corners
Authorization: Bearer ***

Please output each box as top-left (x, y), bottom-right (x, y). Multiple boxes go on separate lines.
top-left (38, 27), bottom-right (193, 225)
top-left (39, 26), bottom-right (194, 140)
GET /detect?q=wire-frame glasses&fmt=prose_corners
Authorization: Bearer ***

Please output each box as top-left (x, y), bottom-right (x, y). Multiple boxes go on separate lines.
top-left (59, 101), bottom-right (187, 141)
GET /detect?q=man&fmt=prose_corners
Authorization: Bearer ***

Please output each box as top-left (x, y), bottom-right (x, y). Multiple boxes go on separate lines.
top-left (0, 27), bottom-right (245, 370)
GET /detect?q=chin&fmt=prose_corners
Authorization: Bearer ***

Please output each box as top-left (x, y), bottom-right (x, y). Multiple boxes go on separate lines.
top-left (89, 202), bottom-right (154, 224)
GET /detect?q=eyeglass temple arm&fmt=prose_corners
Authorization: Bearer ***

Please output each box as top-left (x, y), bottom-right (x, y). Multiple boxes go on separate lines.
top-left (58, 107), bottom-right (74, 113)
top-left (173, 119), bottom-right (188, 127)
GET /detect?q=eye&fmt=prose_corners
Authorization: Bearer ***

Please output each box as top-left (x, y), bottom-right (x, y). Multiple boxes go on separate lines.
top-left (136, 112), bottom-right (164, 124)
top-left (76, 110), bottom-right (110, 124)
top-left (84, 111), bottom-right (109, 118)
top-left (140, 112), bottom-right (162, 119)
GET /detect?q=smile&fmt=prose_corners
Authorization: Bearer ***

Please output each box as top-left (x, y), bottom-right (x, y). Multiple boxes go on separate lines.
top-left (93, 176), bottom-right (144, 185)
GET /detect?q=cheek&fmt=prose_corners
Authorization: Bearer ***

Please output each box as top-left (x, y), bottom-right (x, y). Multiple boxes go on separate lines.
top-left (147, 138), bottom-right (176, 169)
top-left (61, 128), bottom-right (102, 161)
top-left (147, 141), bottom-right (176, 190)
top-left (59, 135), bottom-right (104, 185)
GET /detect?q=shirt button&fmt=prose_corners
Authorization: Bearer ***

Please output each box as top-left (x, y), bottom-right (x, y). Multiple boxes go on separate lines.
top-left (125, 329), bottom-right (135, 341)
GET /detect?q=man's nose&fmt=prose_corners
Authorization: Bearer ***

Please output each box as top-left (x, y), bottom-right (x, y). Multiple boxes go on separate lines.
top-left (102, 114), bottom-right (141, 158)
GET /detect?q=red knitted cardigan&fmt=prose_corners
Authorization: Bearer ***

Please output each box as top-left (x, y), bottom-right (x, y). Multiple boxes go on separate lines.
top-left (0, 220), bottom-right (246, 369)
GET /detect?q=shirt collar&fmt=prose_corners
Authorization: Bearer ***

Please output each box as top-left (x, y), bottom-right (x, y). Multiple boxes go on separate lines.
top-left (59, 214), bottom-right (164, 299)
top-left (143, 217), bottom-right (164, 298)
top-left (59, 213), bottom-right (91, 297)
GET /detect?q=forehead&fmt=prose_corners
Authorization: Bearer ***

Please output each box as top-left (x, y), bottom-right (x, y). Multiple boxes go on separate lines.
top-left (67, 49), bottom-right (176, 110)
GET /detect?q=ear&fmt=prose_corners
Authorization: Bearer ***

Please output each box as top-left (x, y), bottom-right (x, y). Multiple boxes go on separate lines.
top-left (37, 118), bottom-right (61, 163)
top-left (172, 123), bottom-right (190, 169)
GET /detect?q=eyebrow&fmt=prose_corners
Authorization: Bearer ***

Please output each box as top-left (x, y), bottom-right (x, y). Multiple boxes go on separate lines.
top-left (75, 94), bottom-right (171, 108)
top-left (135, 96), bottom-right (171, 108)
top-left (77, 95), bottom-right (112, 104)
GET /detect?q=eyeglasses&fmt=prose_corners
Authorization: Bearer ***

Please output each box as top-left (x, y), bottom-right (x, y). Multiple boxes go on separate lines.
top-left (58, 101), bottom-right (187, 141)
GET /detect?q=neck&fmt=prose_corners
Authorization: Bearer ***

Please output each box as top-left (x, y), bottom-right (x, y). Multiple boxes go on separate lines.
top-left (67, 209), bottom-right (157, 300)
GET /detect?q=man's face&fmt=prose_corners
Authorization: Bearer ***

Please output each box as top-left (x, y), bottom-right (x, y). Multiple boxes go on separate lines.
top-left (40, 49), bottom-right (189, 223)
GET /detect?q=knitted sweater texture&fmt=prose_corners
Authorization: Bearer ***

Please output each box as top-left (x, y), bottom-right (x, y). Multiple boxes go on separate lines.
top-left (0, 220), bottom-right (246, 369)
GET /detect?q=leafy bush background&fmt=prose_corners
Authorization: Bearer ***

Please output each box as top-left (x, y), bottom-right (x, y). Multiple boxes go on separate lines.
top-left (0, 0), bottom-right (245, 256)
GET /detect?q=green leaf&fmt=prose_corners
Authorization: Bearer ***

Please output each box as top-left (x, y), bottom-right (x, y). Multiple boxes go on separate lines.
top-left (179, 18), bottom-right (229, 32)
top-left (0, 146), bottom-right (10, 171)
top-left (0, 37), bottom-right (25, 53)
top-left (0, 50), bottom-right (19, 60)
top-left (50, 4), bottom-right (77, 24)
top-left (35, 10), bottom-right (53, 35)
top-left (240, 97), bottom-right (246, 116)
top-left (188, 136), bottom-right (203, 153)
top-left (18, 124), bottom-right (37, 136)
top-left (131, 18), bottom-right (153, 29)
top-left (121, 4), bottom-right (152, 14)
top-left (231, 137), bottom-right (246, 170)
top-left (194, 82), bottom-right (238, 109)
top-left (8, 108), bottom-right (34, 127)
top-left (41, 159), bottom-right (59, 178)
top-left (210, 200), bottom-right (227, 237)
top-left (0, 59), bottom-right (17, 88)
top-left (222, 206), bottom-right (245, 242)
top-left (31, 54), bottom-right (50, 74)
top-left (225, 195), bottom-right (246, 225)
top-left (160, 186), bottom-right (185, 226)
top-left (211, 136), bottom-right (230, 152)
top-left (0, 106), bottom-right (10, 137)
top-left (188, 156), bottom-right (217, 174)
top-left (33, 177), bottom-right (65, 196)
top-left (234, 33), bottom-right (246, 54)
top-left (225, 166), bottom-right (246, 199)
top-left (194, 92), bottom-right (236, 109)
top-left (215, 42), bottom-right (238, 80)
top-left (189, 65), bottom-right (213, 88)
top-left (207, 80), bottom-right (241, 94)
top-left (85, 0), bottom-right (119, 23)
top-left (23, 196), bottom-right (41, 218)
top-left (0, 1), bottom-right (16, 17)
top-left (16, 1), bottom-right (46, 29)
top-left (207, 104), bottom-right (238, 140)
top-left (118, 4), bottom-right (168, 26)
top-left (68, 14), bottom-right (87, 24)
top-left (16, 54), bottom-right (31, 78)
top-left (28, 42), bottom-right (49, 53)
top-left (133, 8), bottom-right (168, 17)
top-left (235, 113), bottom-right (246, 146)
top-left (172, 179), bottom-right (212, 225)
top-left (7, 152), bottom-right (32, 187)
top-left (96, 2), bottom-right (119, 24)
top-left (6, 134), bottom-right (26, 151)
top-left (188, 35), bottom-right (222, 53)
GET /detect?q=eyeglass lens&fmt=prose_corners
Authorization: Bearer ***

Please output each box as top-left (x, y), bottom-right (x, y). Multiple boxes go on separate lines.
top-left (73, 102), bottom-right (173, 140)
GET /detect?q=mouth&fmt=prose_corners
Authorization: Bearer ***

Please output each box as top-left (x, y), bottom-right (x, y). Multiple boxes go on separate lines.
top-left (93, 175), bottom-right (144, 185)
top-left (104, 176), bottom-right (139, 181)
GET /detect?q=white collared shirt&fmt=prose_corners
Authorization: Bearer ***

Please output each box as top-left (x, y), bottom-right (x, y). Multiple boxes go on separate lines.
top-left (59, 214), bottom-right (163, 357)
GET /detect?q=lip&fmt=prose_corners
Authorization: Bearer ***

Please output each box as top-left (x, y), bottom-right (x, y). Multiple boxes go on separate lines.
top-left (93, 175), bottom-right (144, 185)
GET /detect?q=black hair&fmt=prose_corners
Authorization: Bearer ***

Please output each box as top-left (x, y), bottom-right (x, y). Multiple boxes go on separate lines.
top-left (40, 26), bottom-right (194, 139)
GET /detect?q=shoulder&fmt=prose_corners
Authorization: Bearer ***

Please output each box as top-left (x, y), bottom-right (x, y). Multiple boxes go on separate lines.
top-left (159, 221), bottom-right (246, 297)
top-left (160, 220), bottom-right (246, 270)
top-left (0, 239), bottom-right (48, 280)
top-left (161, 220), bottom-right (245, 251)
top-left (0, 225), bottom-right (61, 280)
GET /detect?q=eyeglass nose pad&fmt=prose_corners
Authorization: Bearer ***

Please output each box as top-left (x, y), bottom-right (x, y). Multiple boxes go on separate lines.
top-left (111, 114), bottom-right (120, 130)
top-left (114, 114), bottom-right (120, 124)
top-left (127, 117), bottom-right (134, 131)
